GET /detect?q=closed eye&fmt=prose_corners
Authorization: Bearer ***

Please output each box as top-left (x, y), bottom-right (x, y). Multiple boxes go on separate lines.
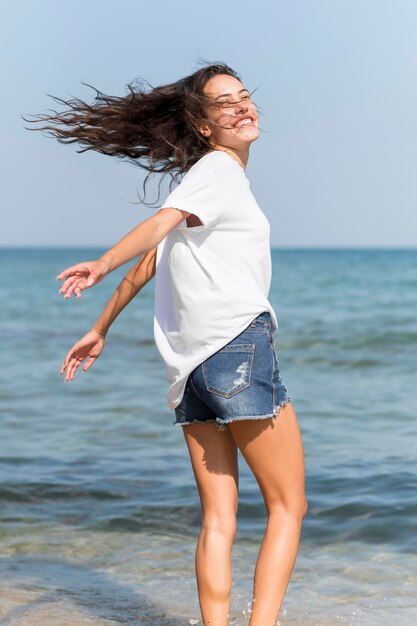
top-left (217, 96), bottom-right (252, 107)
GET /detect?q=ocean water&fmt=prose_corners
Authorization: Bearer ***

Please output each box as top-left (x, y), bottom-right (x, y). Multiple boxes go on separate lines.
top-left (0, 247), bottom-right (416, 625)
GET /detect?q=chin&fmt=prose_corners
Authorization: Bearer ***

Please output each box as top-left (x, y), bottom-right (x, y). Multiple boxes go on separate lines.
top-left (244, 131), bottom-right (260, 146)
top-left (230, 128), bottom-right (260, 146)
top-left (239, 126), bottom-right (260, 141)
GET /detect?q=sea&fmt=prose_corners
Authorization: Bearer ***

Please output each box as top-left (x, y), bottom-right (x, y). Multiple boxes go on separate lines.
top-left (0, 247), bottom-right (416, 626)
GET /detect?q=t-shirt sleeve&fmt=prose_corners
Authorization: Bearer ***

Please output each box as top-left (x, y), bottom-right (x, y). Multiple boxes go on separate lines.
top-left (160, 168), bottom-right (222, 232)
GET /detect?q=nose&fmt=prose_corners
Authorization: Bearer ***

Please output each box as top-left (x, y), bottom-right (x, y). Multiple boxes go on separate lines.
top-left (234, 99), bottom-right (248, 114)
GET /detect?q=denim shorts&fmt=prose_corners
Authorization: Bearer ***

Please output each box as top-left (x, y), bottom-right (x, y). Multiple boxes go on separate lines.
top-left (173, 311), bottom-right (292, 430)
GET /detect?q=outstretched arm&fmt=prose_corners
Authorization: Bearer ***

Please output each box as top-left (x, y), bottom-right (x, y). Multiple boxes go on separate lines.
top-left (56, 207), bottom-right (188, 298)
top-left (93, 246), bottom-right (156, 336)
top-left (59, 247), bottom-right (157, 381)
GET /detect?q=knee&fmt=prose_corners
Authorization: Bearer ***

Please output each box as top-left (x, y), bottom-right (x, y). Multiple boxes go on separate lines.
top-left (268, 496), bottom-right (308, 521)
top-left (201, 512), bottom-right (237, 541)
top-left (302, 497), bottom-right (309, 518)
top-left (288, 498), bottom-right (308, 521)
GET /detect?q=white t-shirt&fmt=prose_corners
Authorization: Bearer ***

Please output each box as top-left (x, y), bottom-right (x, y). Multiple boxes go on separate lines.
top-left (153, 150), bottom-right (278, 410)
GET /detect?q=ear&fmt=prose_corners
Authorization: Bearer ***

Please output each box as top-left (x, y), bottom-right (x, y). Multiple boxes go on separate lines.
top-left (196, 121), bottom-right (212, 138)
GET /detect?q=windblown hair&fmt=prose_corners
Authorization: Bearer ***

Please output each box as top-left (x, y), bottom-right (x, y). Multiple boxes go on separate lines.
top-left (23, 62), bottom-right (259, 206)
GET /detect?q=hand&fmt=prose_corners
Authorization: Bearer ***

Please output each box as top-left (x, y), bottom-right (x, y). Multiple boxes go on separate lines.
top-left (59, 328), bottom-right (106, 381)
top-left (56, 259), bottom-right (110, 299)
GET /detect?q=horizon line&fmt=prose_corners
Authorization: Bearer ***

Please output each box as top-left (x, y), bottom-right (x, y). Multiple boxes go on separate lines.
top-left (1, 245), bottom-right (416, 251)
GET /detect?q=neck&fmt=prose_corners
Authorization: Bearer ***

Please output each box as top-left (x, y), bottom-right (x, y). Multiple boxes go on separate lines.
top-left (210, 145), bottom-right (249, 170)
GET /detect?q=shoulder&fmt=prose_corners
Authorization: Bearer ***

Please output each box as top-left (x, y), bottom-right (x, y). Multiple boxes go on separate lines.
top-left (164, 151), bottom-right (237, 201)
top-left (185, 150), bottom-right (236, 180)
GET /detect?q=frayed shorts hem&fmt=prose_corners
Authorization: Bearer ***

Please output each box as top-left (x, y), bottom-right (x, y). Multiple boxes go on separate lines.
top-left (173, 397), bottom-right (292, 431)
top-left (173, 312), bottom-right (291, 431)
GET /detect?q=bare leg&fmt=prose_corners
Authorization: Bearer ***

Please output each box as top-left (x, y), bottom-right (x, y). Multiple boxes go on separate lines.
top-left (227, 402), bottom-right (308, 625)
top-left (182, 422), bottom-right (239, 626)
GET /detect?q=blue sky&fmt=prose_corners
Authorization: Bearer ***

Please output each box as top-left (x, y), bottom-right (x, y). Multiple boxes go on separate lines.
top-left (1, 0), bottom-right (416, 247)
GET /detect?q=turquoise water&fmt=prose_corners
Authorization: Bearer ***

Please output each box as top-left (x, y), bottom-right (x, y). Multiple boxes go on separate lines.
top-left (0, 247), bottom-right (416, 625)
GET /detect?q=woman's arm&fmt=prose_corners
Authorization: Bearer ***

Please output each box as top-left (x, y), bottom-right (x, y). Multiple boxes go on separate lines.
top-left (59, 247), bottom-right (157, 381)
top-left (99, 208), bottom-right (185, 273)
top-left (93, 246), bottom-right (156, 336)
top-left (57, 207), bottom-right (188, 298)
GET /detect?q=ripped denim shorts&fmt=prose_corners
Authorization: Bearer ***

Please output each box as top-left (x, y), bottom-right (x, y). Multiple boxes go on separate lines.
top-left (173, 311), bottom-right (292, 430)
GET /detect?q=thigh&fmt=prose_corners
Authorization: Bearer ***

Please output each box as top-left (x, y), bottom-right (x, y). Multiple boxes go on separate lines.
top-left (227, 402), bottom-right (306, 513)
top-left (182, 422), bottom-right (239, 519)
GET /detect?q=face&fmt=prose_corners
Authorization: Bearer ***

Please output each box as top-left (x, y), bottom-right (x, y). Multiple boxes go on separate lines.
top-left (199, 74), bottom-right (259, 151)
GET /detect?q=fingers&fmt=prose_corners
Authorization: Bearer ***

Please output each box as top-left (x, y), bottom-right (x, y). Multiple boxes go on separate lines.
top-left (56, 262), bottom-right (92, 299)
top-left (82, 356), bottom-right (97, 372)
top-left (59, 352), bottom-right (100, 381)
top-left (57, 275), bottom-right (98, 299)
top-left (59, 345), bottom-right (81, 381)
top-left (60, 350), bottom-right (73, 374)
top-left (56, 263), bottom-right (88, 281)
top-left (56, 260), bottom-right (107, 300)
top-left (63, 356), bottom-right (83, 382)
top-left (59, 330), bottom-right (105, 382)
top-left (59, 352), bottom-right (77, 381)
top-left (64, 278), bottom-right (88, 299)
top-left (59, 276), bottom-right (90, 299)
top-left (65, 358), bottom-right (78, 382)
top-left (59, 276), bottom-right (81, 299)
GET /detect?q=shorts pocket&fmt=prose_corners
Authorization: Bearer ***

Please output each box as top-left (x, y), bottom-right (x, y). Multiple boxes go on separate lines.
top-left (202, 343), bottom-right (255, 398)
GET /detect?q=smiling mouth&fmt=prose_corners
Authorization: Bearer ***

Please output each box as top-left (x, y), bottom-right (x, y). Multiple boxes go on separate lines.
top-left (233, 116), bottom-right (256, 128)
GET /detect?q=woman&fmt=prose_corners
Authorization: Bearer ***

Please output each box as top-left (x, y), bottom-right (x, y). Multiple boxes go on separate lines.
top-left (28, 63), bottom-right (308, 625)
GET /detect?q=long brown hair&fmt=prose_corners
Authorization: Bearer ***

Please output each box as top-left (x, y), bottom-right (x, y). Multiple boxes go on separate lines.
top-left (23, 62), bottom-right (260, 206)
